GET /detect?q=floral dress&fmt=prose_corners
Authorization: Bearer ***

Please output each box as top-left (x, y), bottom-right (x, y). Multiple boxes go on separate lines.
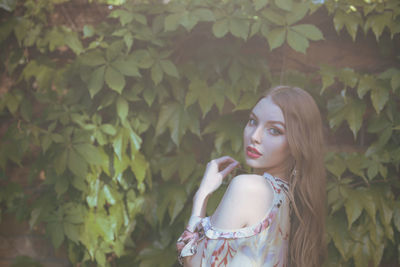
top-left (177, 172), bottom-right (291, 267)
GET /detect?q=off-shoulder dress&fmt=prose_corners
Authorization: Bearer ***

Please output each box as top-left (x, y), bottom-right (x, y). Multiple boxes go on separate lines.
top-left (177, 172), bottom-right (291, 267)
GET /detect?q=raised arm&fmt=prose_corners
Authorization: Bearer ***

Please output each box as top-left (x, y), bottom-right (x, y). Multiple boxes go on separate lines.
top-left (176, 156), bottom-right (239, 266)
top-left (191, 156), bottom-right (239, 218)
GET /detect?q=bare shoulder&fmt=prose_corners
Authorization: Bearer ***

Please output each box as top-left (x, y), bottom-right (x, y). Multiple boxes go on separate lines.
top-left (226, 174), bottom-right (274, 208)
top-left (211, 174), bottom-right (274, 228)
top-left (229, 174), bottom-right (273, 196)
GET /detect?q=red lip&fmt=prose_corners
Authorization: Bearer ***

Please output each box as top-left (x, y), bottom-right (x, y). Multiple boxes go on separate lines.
top-left (246, 146), bottom-right (262, 158)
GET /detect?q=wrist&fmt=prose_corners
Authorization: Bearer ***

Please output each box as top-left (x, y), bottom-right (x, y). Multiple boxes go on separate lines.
top-left (193, 189), bottom-right (210, 202)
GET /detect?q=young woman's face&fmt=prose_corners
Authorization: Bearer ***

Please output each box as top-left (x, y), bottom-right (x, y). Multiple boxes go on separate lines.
top-left (243, 97), bottom-right (291, 178)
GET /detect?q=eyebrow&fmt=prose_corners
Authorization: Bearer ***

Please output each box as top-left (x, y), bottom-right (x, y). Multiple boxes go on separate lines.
top-left (250, 112), bottom-right (286, 128)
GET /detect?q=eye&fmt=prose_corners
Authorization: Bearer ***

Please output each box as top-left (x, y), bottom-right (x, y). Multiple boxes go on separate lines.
top-left (268, 127), bottom-right (283, 135)
top-left (248, 118), bottom-right (257, 126)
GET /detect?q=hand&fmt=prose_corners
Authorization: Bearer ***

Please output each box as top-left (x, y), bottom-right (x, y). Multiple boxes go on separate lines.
top-left (198, 156), bottom-right (239, 197)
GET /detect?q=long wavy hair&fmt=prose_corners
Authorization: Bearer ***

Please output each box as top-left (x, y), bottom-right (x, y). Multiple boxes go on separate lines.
top-left (264, 85), bottom-right (326, 267)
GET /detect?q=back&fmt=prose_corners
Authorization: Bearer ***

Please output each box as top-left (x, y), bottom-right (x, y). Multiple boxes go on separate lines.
top-left (190, 172), bottom-right (291, 267)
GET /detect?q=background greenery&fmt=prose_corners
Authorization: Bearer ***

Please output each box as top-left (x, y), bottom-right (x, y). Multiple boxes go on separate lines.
top-left (0, 0), bottom-right (399, 266)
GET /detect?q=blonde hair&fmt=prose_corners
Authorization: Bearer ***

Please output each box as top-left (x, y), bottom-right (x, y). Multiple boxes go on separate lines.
top-left (264, 86), bottom-right (326, 267)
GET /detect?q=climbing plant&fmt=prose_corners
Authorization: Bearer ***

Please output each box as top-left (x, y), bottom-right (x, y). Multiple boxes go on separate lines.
top-left (0, 0), bottom-right (399, 266)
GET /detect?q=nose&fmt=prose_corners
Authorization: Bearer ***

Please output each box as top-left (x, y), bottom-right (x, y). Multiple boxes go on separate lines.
top-left (250, 126), bottom-right (262, 144)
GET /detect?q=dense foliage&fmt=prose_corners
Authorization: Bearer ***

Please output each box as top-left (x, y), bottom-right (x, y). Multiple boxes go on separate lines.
top-left (0, 0), bottom-right (399, 266)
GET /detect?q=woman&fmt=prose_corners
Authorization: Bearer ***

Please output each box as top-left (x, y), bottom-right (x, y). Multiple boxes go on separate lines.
top-left (176, 86), bottom-right (326, 267)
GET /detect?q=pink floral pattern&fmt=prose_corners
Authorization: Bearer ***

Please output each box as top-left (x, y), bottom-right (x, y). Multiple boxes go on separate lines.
top-left (178, 172), bottom-right (291, 267)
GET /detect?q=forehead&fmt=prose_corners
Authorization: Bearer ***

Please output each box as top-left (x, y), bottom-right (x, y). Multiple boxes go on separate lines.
top-left (252, 97), bottom-right (285, 123)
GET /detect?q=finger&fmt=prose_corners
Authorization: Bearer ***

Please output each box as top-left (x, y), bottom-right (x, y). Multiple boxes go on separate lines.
top-left (219, 161), bottom-right (240, 178)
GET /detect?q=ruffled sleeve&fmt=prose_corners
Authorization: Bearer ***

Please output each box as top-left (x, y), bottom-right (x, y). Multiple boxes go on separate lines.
top-left (176, 216), bottom-right (205, 265)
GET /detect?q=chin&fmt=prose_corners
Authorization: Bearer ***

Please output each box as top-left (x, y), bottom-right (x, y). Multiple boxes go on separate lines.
top-left (244, 158), bottom-right (261, 168)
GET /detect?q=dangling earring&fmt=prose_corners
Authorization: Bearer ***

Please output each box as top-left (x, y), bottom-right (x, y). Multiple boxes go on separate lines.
top-left (289, 159), bottom-right (297, 184)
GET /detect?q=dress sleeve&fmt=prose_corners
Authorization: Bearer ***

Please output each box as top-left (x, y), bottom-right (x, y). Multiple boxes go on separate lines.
top-left (176, 216), bottom-right (205, 265)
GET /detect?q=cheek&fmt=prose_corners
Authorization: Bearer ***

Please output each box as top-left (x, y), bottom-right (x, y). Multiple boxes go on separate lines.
top-left (265, 137), bottom-right (289, 154)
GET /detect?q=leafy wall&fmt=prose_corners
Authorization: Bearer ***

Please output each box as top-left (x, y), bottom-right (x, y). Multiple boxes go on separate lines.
top-left (0, 0), bottom-right (399, 266)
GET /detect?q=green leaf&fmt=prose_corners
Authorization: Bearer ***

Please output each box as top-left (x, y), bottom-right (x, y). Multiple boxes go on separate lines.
top-left (103, 185), bottom-right (117, 205)
top-left (106, 40), bottom-right (124, 62)
top-left (113, 131), bottom-right (124, 161)
top-left (250, 20), bottom-right (261, 37)
top-left (88, 66), bottom-right (105, 98)
top-left (345, 153), bottom-right (366, 180)
top-left (48, 222), bottom-right (65, 249)
top-left (68, 148), bottom-right (87, 177)
top-left (105, 66), bottom-right (125, 94)
top-left (344, 189), bottom-right (363, 228)
top-left (266, 27), bottom-right (286, 50)
top-left (109, 9), bottom-right (133, 26)
top-left (203, 114), bottom-right (244, 153)
top-left (157, 185), bottom-right (186, 224)
top-left (367, 115), bottom-right (390, 133)
top-left (346, 98), bottom-right (366, 139)
top-left (262, 9), bottom-right (285, 26)
top-left (83, 25), bottom-right (95, 38)
top-left (285, 2), bottom-right (309, 25)
top-left (212, 19), bottom-right (229, 38)
top-left (370, 86), bottom-right (389, 114)
top-left (357, 75), bottom-right (375, 98)
top-left (127, 127), bottom-right (142, 153)
top-left (319, 65), bottom-right (336, 94)
top-left (100, 124), bottom-right (116, 135)
top-left (112, 59), bottom-right (141, 77)
top-left (64, 31), bottom-right (84, 55)
top-left (164, 12), bottom-right (182, 31)
top-left (155, 102), bottom-right (200, 145)
top-left (160, 60), bottom-right (179, 78)
top-left (80, 51), bottom-right (106, 66)
top-left (333, 10), bottom-right (361, 41)
top-left (365, 12), bottom-right (392, 40)
top-left (291, 24), bottom-right (323, 41)
top-left (116, 97), bottom-right (129, 123)
top-left (54, 149), bottom-right (68, 175)
top-left (0, 17), bottom-right (16, 43)
top-left (327, 213), bottom-right (353, 260)
top-left (132, 49), bottom-right (154, 69)
top-left (367, 161), bottom-right (379, 180)
top-left (339, 68), bottom-right (358, 87)
top-left (359, 188), bottom-right (376, 223)
top-left (123, 32), bottom-right (134, 51)
top-left (74, 144), bottom-right (103, 165)
top-left (185, 79), bottom-right (224, 117)
top-left (275, 0), bottom-right (292, 11)
top-left (71, 175), bottom-right (87, 192)
top-left (5, 93), bottom-right (20, 114)
top-left (287, 29), bottom-right (309, 54)
top-left (234, 92), bottom-right (260, 111)
top-left (131, 152), bottom-right (148, 185)
top-left (55, 176), bottom-right (69, 197)
top-left (229, 18), bottom-right (249, 40)
top-left (192, 8), bottom-right (215, 22)
top-left (325, 154), bottom-right (346, 178)
top-left (353, 234), bottom-right (370, 267)
top-left (391, 73), bottom-right (400, 92)
top-left (254, 0), bottom-right (269, 11)
top-left (151, 62), bottom-right (163, 85)
top-left (64, 222), bottom-right (80, 243)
